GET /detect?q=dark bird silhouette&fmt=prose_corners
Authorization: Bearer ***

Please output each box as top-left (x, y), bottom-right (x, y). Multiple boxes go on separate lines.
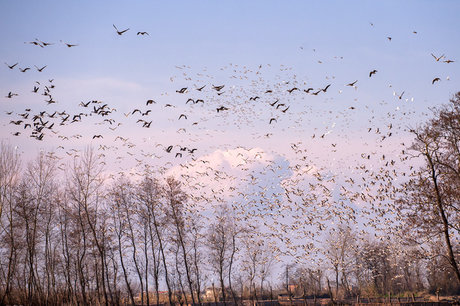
top-left (196, 85), bottom-right (206, 91)
top-left (287, 87), bottom-right (299, 93)
top-left (93, 135), bottom-right (103, 139)
top-left (443, 59), bottom-right (455, 64)
top-left (35, 65), bottom-right (47, 72)
top-left (25, 41), bottom-right (43, 47)
top-left (6, 92), bottom-right (18, 98)
top-left (19, 67), bottom-right (30, 72)
top-left (178, 114), bottom-right (187, 120)
top-left (166, 145), bottom-right (173, 153)
top-left (304, 88), bottom-right (314, 93)
top-left (311, 90), bottom-right (321, 95)
top-left (35, 39), bottom-right (53, 46)
top-left (61, 41), bottom-right (78, 47)
top-left (175, 153), bottom-right (182, 158)
top-left (143, 121), bottom-right (152, 128)
top-left (80, 101), bottom-right (91, 107)
top-left (322, 84), bottom-right (331, 92)
top-left (5, 62), bottom-right (18, 69)
top-left (270, 99), bottom-right (279, 107)
top-left (369, 70), bottom-right (377, 77)
top-left (276, 103), bottom-right (286, 109)
top-left (113, 24), bottom-right (130, 35)
top-left (141, 110), bottom-right (151, 116)
top-left (347, 80), bottom-right (358, 87)
top-left (137, 31), bottom-right (149, 36)
top-left (32, 86), bottom-right (39, 93)
top-left (265, 90), bottom-right (273, 93)
top-left (432, 77), bottom-right (441, 84)
top-left (216, 106), bottom-right (229, 112)
top-left (397, 91), bottom-right (405, 99)
top-left (282, 106), bottom-right (290, 113)
top-left (146, 99), bottom-right (155, 105)
top-left (176, 87), bottom-right (187, 94)
top-left (213, 85), bottom-right (225, 91)
top-left (387, 37), bottom-right (392, 41)
top-left (269, 118), bottom-right (277, 124)
top-left (186, 98), bottom-right (195, 104)
top-left (132, 109), bottom-right (141, 114)
top-left (189, 148), bottom-right (197, 153)
top-left (195, 99), bottom-right (204, 103)
top-left (249, 96), bottom-right (260, 101)
top-left (431, 53), bottom-right (445, 62)
top-left (13, 132), bottom-right (20, 136)
top-left (10, 120), bottom-right (23, 125)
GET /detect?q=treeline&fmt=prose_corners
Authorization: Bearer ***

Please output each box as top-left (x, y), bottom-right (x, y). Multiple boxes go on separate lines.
top-left (0, 143), bottom-right (459, 306)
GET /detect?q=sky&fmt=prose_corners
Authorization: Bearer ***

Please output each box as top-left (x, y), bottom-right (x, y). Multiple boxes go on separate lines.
top-left (1, 0), bottom-right (460, 266)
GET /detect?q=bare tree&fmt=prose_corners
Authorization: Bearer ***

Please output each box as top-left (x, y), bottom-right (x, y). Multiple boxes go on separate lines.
top-left (0, 142), bottom-right (21, 304)
top-left (324, 224), bottom-right (356, 299)
top-left (397, 92), bottom-right (460, 284)
top-left (164, 177), bottom-right (197, 305)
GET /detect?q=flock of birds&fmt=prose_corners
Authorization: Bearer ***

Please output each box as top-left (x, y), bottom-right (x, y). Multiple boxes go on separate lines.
top-left (1, 21), bottom-right (457, 262)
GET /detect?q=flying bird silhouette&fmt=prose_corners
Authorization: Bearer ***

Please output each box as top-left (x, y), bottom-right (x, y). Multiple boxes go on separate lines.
top-left (35, 65), bottom-right (47, 72)
top-left (5, 62), bottom-right (18, 69)
top-left (431, 53), bottom-right (445, 62)
top-left (212, 85), bottom-right (225, 91)
top-left (113, 24), bottom-right (130, 35)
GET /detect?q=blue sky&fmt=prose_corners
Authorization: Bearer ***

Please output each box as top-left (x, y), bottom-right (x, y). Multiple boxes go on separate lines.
top-left (1, 0), bottom-right (459, 176)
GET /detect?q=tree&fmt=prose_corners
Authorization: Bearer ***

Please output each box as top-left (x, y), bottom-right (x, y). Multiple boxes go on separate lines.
top-left (397, 92), bottom-right (460, 284)
top-left (324, 224), bottom-right (356, 299)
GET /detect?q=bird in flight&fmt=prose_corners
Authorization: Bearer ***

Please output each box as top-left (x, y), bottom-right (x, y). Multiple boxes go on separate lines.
top-left (432, 77), bottom-right (441, 84)
top-left (5, 62), bottom-right (18, 69)
top-left (35, 39), bottom-right (53, 46)
top-left (216, 106), bottom-right (229, 112)
top-left (269, 118), bottom-right (277, 124)
top-left (196, 85), bottom-right (206, 91)
top-left (347, 80), bottom-right (358, 87)
top-left (178, 114), bottom-right (187, 120)
top-left (19, 67), bottom-right (30, 72)
top-left (6, 92), bottom-right (19, 98)
top-left (213, 85), bottom-right (225, 91)
top-left (443, 59), bottom-right (455, 64)
top-left (322, 84), bottom-right (331, 92)
top-left (137, 31), bottom-right (149, 36)
top-left (395, 91), bottom-right (405, 99)
top-left (369, 70), bottom-right (377, 77)
top-left (35, 65), bottom-right (47, 72)
top-left (176, 87), bottom-right (187, 94)
top-left (25, 41), bottom-right (43, 47)
top-left (146, 99), bottom-right (156, 105)
top-left (93, 135), bottom-right (103, 139)
top-left (431, 53), bottom-right (445, 62)
top-left (113, 24), bottom-right (130, 35)
top-left (61, 41), bottom-right (78, 47)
